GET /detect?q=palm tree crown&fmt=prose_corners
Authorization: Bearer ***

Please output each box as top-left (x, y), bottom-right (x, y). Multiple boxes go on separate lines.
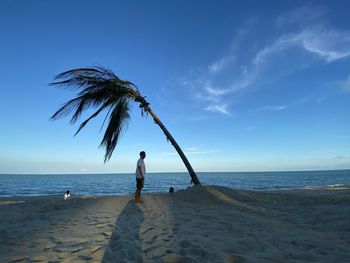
top-left (51, 66), bottom-right (201, 185)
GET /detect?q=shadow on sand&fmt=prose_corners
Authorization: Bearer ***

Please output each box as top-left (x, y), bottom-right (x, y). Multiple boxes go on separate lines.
top-left (102, 200), bottom-right (144, 263)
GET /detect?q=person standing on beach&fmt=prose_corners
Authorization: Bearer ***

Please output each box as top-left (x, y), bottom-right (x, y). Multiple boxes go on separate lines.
top-left (135, 151), bottom-right (146, 202)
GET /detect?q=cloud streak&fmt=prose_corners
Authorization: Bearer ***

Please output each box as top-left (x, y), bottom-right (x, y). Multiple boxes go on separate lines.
top-left (254, 27), bottom-right (350, 65)
top-left (205, 104), bottom-right (231, 115)
top-left (276, 6), bottom-right (327, 27)
top-left (341, 75), bottom-right (350, 92)
top-left (183, 6), bottom-right (350, 115)
top-left (163, 148), bottom-right (218, 155)
top-left (208, 55), bottom-right (235, 73)
top-left (249, 97), bottom-right (309, 113)
top-left (249, 105), bottom-right (288, 112)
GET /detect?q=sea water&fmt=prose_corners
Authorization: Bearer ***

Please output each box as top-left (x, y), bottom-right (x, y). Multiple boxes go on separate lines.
top-left (0, 170), bottom-right (349, 197)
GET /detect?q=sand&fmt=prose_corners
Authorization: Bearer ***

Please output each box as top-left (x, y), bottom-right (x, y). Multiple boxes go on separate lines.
top-left (1, 185), bottom-right (349, 262)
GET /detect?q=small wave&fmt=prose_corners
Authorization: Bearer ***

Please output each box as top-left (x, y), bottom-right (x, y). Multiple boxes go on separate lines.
top-left (303, 184), bottom-right (350, 190)
top-left (328, 184), bottom-right (345, 188)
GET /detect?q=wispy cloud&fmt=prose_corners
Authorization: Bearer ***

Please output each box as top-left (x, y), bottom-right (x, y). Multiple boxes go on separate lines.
top-left (250, 105), bottom-right (288, 112)
top-left (253, 34), bottom-right (299, 65)
top-left (190, 60), bottom-right (257, 115)
top-left (341, 75), bottom-right (350, 92)
top-left (245, 126), bottom-right (256, 132)
top-left (276, 6), bottom-right (327, 27)
top-left (163, 148), bottom-right (218, 155)
top-left (301, 28), bottom-right (350, 62)
top-left (249, 97), bottom-right (309, 113)
top-left (205, 104), bottom-right (231, 115)
top-left (208, 55), bottom-right (235, 73)
top-left (326, 74), bottom-right (350, 94)
top-left (254, 27), bottom-right (350, 65)
top-left (182, 6), bottom-right (350, 115)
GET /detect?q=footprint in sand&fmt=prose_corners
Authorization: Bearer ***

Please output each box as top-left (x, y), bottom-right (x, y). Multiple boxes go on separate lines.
top-left (78, 255), bottom-right (93, 261)
top-left (100, 232), bottom-right (110, 238)
top-left (162, 255), bottom-right (196, 263)
top-left (90, 246), bottom-right (103, 254)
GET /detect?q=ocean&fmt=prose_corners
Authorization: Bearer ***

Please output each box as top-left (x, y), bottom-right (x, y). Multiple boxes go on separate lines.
top-left (0, 170), bottom-right (349, 197)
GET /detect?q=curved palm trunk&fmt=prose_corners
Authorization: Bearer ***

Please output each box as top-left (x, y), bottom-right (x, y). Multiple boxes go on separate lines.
top-left (140, 102), bottom-right (201, 186)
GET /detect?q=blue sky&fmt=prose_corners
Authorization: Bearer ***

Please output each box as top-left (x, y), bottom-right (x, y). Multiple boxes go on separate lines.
top-left (0, 0), bottom-right (349, 174)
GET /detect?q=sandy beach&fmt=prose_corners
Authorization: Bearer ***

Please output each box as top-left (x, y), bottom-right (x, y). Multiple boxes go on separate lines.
top-left (1, 185), bottom-right (349, 263)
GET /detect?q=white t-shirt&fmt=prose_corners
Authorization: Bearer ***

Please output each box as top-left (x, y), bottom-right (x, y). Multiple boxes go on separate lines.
top-left (136, 158), bottom-right (146, 179)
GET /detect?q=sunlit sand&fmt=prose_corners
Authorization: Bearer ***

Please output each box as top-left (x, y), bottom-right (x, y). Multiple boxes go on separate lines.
top-left (1, 186), bottom-right (349, 262)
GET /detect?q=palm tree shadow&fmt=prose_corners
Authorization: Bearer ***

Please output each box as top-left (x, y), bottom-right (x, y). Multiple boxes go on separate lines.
top-left (102, 200), bottom-right (144, 263)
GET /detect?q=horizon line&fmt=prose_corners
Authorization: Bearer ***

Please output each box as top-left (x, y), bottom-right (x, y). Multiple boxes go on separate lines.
top-left (1, 168), bottom-right (349, 176)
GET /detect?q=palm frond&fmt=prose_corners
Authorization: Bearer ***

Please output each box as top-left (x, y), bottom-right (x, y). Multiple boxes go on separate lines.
top-left (99, 106), bottom-right (114, 133)
top-left (74, 98), bottom-right (114, 136)
top-left (50, 67), bottom-right (136, 90)
top-left (51, 90), bottom-right (112, 124)
top-left (100, 97), bottom-right (130, 162)
top-left (51, 67), bottom-right (137, 124)
top-left (51, 66), bottom-right (137, 162)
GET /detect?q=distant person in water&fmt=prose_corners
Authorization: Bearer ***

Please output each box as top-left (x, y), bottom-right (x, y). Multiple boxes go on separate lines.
top-left (135, 151), bottom-right (146, 202)
top-left (64, 190), bottom-right (70, 200)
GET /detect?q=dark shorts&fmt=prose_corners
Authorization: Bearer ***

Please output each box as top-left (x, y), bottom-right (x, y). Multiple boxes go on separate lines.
top-left (136, 178), bottom-right (144, 189)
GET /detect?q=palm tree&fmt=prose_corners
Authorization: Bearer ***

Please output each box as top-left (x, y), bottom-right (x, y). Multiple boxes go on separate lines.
top-left (51, 66), bottom-right (201, 185)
